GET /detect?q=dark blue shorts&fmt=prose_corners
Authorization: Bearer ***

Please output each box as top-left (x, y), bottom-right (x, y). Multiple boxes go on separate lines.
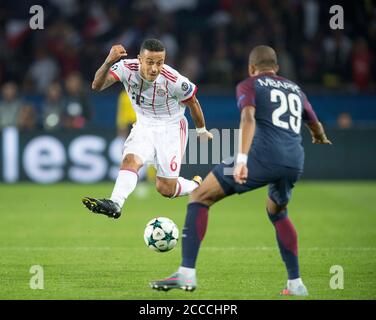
top-left (212, 156), bottom-right (303, 206)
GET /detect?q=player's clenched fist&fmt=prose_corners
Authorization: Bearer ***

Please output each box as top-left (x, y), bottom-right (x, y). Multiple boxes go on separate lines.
top-left (105, 45), bottom-right (127, 65)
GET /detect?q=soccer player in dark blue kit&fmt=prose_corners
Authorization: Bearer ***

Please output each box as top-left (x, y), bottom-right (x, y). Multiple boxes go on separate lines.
top-left (150, 45), bottom-right (332, 296)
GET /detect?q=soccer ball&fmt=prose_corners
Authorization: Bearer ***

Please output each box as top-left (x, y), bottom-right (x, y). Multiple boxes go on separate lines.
top-left (144, 217), bottom-right (179, 252)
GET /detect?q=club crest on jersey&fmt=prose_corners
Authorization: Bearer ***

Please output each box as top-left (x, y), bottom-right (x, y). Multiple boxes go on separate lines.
top-left (181, 82), bottom-right (189, 91)
top-left (111, 64), bottom-right (118, 71)
top-left (156, 87), bottom-right (167, 97)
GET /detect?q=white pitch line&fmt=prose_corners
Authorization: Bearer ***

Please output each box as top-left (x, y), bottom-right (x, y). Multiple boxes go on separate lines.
top-left (0, 246), bottom-right (375, 251)
top-left (0, 247), bottom-right (113, 251)
top-left (202, 246), bottom-right (376, 252)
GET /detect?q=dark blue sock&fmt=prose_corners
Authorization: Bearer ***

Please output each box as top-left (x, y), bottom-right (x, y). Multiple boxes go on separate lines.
top-left (181, 202), bottom-right (209, 268)
top-left (268, 209), bottom-right (300, 280)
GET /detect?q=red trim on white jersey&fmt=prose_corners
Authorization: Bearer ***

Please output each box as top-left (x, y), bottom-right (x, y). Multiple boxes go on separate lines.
top-left (151, 82), bottom-right (157, 115)
top-left (123, 61), bottom-right (139, 71)
top-left (181, 86), bottom-right (198, 103)
top-left (161, 68), bottom-right (178, 83)
top-left (127, 73), bottom-right (132, 91)
top-left (124, 66), bottom-right (139, 71)
top-left (175, 180), bottom-right (182, 197)
top-left (161, 72), bottom-right (177, 83)
top-left (179, 119), bottom-right (187, 160)
top-left (165, 80), bottom-right (171, 116)
top-left (109, 70), bottom-right (120, 81)
top-left (180, 120), bottom-right (183, 161)
top-left (161, 67), bottom-right (178, 78)
top-left (138, 79), bottom-right (144, 114)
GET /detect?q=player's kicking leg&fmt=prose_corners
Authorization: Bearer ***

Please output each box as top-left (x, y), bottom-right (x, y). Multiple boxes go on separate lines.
top-left (82, 154), bottom-right (143, 219)
top-left (150, 171), bottom-right (226, 291)
top-left (266, 196), bottom-right (308, 297)
top-left (155, 176), bottom-right (202, 199)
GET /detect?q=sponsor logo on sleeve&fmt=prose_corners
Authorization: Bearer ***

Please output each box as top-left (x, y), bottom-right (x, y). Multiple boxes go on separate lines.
top-left (183, 84), bottom-right (193, 97)
top-left (181, 82), bottom-right (189, 91)
top-left (111, 64), bottom-right (118, 71)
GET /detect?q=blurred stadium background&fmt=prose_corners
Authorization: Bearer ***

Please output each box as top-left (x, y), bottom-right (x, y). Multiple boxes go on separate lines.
top-left (0, 0), bottom-right (375, 300)
top-left (0, 0), bottom-right (375, 182)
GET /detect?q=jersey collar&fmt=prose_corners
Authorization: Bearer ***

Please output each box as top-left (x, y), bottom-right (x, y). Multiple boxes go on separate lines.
top-left (138, 70), bottom-right (160, 84)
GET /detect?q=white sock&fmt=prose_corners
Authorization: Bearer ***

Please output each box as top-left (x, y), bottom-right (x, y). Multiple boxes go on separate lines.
top-left (287, 277), bottom-right (303, 289)
top-left (110, 169), bottom-right (138, 208)
top-left (178, 266), bottom-right (196, 278)
top-left (173, 177), bottom-right (199, 198)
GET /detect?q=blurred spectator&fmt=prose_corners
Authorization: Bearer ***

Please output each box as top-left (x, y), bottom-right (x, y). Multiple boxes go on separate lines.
top-left (17, 103), bottom-right (37, 131)
top-left (63, 72), bottom-right (92, 129)
top-left (322, 31), bottom-right (352, 87)
top-left (0, 82), bottom-right (23, 129)
top-left (303, 0), bottom-right (319, 41)
top-left (178, 34), bottom-right (203, 83)
top-left (337, 112), bottom-right (353, 129)
top-left (207, 44), bottom-right (233, 86)
top-left (352, 38), bottom-right (372, 92)
top-left (0, 0), bottom-right (373, 94)
top-left (153, 0), bottom-right (198, 13)
top-left (275, 43), bottom-right (297, 81)
top-left (42, 82), bottom-right (66, 131)
top-left (83, 2), bottom-right (112, 39)
top-left (227, 3), bottom-right (253, 43)
top-left (300, 43), bottom-right (320, 83)
top-left (49, 0), bottom-right (79, 17)
top-left (25, 47), bottom-right (60, 93)
top-left (179, 53), bottom-right (201, 83)
top-left (46, 20), bottom-right (81, 79)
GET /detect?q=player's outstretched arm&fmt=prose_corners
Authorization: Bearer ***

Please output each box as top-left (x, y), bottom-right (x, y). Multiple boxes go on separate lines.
top-left (185, 96), bottom-right (213, 140)
top-left (305, 121), bottom-right (332, 145)
top-left (234, 106), bottom-right (256, 184)
top-left (92, 44), bottom-right (127, 91)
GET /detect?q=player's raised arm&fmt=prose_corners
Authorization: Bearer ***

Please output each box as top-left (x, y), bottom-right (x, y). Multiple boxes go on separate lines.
top-left (184, 96), bottom-right (213, 140)
top-left (92, 45), bottom-right (127, 91)
top-left (302, 94), bottom-right (332, 145)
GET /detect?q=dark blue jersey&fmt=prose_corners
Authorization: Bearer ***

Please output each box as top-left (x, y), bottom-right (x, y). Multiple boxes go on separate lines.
top-left (236, 73), bottom-right (318, 170)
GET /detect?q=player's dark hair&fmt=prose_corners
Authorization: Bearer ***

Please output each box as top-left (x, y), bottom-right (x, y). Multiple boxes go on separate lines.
top-left (249, 45), bottom-right (278, 70)
top-left (140, 39), bottom-right (165, 53)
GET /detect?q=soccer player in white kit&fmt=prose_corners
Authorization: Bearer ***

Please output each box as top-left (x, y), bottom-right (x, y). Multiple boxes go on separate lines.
top-left (82, 39), bottom-right (213, 219)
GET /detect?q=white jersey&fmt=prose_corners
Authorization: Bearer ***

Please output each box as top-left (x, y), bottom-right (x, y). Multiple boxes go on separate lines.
top-left (109, 59), bottom-right (197, 125)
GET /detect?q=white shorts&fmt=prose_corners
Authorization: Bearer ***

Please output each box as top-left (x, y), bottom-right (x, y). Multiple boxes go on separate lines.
top-left (122, 117), bottom-right (188, 178)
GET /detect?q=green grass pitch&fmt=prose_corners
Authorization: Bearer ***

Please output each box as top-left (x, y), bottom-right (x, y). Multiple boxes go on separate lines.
top-left (0, 181), bottom-right (375, 300)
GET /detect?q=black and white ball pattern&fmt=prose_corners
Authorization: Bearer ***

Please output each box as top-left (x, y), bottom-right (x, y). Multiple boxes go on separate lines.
top-left (144, 217), bottom-right (179, 252)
